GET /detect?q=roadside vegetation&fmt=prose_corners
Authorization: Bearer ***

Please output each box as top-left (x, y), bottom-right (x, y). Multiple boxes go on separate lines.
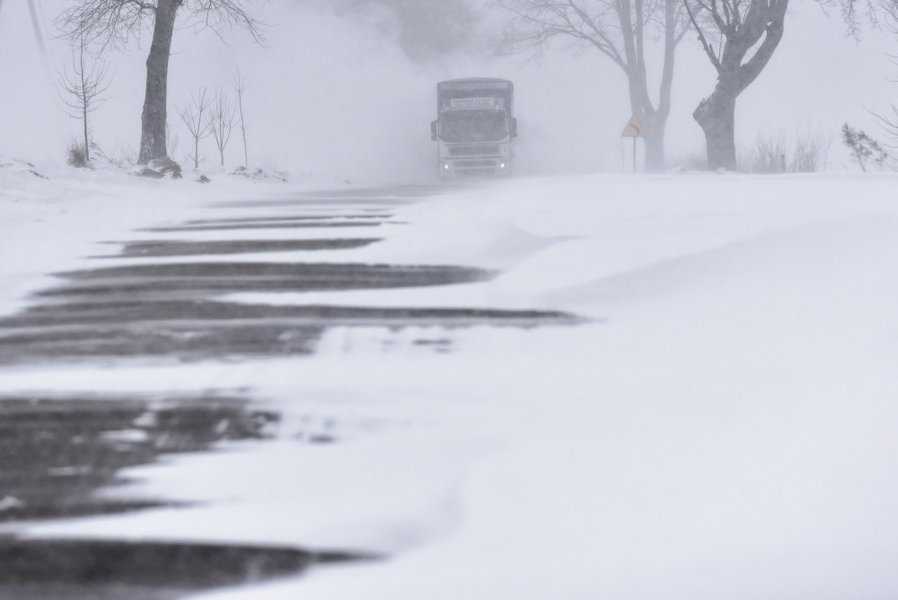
top-left (4, 0), bottom-right (898, 176)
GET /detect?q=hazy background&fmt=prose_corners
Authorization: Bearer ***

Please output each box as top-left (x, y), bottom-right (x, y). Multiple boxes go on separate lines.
top-left (0, 0), bottom-right (895, 183)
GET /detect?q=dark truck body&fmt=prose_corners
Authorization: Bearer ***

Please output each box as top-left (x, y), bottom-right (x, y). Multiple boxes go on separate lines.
top-left (430, 78), bottom-right (517, 178)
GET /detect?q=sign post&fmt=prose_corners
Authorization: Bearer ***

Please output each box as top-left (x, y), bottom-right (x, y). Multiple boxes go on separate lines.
top-left (621, 113), bottom-right (645, 172)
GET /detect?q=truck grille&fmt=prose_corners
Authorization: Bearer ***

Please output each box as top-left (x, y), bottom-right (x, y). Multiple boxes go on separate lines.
top-left (449, 145), bottom-right (501, 157)
top-left (458, 168), bottom-right (497, 176)
top-left (455, 159), bottom-right (498, 168)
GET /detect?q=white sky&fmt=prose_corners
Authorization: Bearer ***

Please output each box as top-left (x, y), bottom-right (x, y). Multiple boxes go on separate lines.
top-left (0, 0), bottom-right (896, 181)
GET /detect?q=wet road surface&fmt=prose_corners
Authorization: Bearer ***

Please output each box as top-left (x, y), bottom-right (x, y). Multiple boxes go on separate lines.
top-left (0, 538), bottom-right (367, 599)
top-left (99, 238), bottom-right (383, 258)
top-left (0, 185), bottom-right (579, 598)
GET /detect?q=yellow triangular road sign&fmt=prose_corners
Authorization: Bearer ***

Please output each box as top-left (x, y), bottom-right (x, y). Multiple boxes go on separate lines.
top-left (621, 113), bottom-right (645, 138)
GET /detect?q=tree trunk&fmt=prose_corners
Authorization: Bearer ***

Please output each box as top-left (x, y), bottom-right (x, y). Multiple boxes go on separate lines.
top-left (643, 114), bottom-right (666, 173)
top-left (78, 37), bottom-right (88, 163)
top-left (644, 133), bottom-right (664, 172)
top-left (624, 64), bottom-right (672, 173)
top-left (687, 0), bottom-right (788, 171)
top-left (625, 105), bottom-right (668, 173)
top-left (83, 103), bottom-right (90, 163)
top-left (693, 81), bottom-right (738, 171)
top-left (138, 0), bottom-right (181, 165)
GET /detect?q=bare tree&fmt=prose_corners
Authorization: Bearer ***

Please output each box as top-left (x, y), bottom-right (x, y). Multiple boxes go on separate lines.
top-left (497, 0), bottom-right (689, 171)
top-left (234, 68), bottom-right (249, 168)
top-left (177, 87), bottom-right (213, 170)
top-left (684, 0), bottom-right (789, 170)
top-left (58, 28), bottom-right (111, 164)
top-left (58, 0), bottom-right (262, 166)
top-left (210, 89), bottom-right (237, 168)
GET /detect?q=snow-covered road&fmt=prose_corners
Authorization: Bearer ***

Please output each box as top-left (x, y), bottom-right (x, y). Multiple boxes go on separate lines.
top-left (3, 168), bottom-right (898, 599)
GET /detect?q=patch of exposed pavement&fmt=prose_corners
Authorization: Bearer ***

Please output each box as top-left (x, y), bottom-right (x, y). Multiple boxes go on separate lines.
top-left (95, 238), bottom-right (383, 258)
top-left (0, 393), bottom-right (370, 597)
top-left (139, 221), bottom-right (389, 233)
top-left (0, 394), bottom-right (278, 523)
top-left (0, 538), bottom-right (369, 599)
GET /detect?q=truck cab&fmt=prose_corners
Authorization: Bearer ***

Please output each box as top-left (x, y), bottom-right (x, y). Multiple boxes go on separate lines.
top-left (431, 78), bottom-right (518, 178)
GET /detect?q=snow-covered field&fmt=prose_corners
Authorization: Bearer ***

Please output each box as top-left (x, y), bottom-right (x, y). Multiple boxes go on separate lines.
top-left (3, 166), bottom-right (898, 599)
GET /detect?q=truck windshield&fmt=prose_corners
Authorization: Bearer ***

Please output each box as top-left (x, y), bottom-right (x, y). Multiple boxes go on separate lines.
top-left (440, 111), bottom-right (508, 143)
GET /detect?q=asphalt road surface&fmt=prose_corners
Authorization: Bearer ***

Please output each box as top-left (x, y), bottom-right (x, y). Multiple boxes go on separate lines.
top-left (0, 185), bottom-right (578, 599)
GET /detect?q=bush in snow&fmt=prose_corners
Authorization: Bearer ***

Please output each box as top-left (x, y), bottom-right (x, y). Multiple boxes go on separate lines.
top-left (67, 140), bottom-right (89, 168)
top-left (747, 134), bottom-right (787, 173)
top-left (842, 124), bottom-right (888, 172)
top-left (741, 131), bottom-right (830, 174)
top-left (790, 132), bottom-right (830, 173)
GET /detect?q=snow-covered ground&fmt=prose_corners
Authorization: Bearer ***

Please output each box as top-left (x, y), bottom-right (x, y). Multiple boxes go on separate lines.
top-left (3, 167), bottom-right (898, 599)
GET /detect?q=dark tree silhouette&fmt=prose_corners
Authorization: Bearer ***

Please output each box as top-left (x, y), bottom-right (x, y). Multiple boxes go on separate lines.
top-left (684, 0), bottom-right (789, 170)
top-left (59, 0), bottom-right (261, 166)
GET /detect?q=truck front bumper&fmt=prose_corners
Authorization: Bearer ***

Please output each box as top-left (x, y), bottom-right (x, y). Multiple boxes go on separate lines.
top-left (440, 158), bottom-right (512, 178)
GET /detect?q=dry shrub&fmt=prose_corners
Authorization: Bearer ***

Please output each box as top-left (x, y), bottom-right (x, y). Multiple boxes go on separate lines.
top-left (747, 134), bottom-right (787, 173)
top-left (67, 140), bottom-right (88, 168)
top-left (741, 131), bottom-right (830, 173)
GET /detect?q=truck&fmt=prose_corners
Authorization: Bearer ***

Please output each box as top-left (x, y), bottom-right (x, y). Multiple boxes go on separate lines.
top-left (430, 78), bottom-right (518, 178)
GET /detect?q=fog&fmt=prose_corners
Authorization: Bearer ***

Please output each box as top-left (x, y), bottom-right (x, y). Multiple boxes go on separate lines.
top-left (0, 0), bottom-right (896, 183)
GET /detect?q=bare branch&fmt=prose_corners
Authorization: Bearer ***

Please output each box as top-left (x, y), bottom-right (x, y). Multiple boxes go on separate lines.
top-left (210, 88), bottom-right (237, 167)
top-left (57, 0), bottom-right (156, 52)
top-left (683, 0), bottom-right (722, 70)
top-left (57, 0), bottom-right (265, 52)
top-left (177, 87), bottom-right (213, 169)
